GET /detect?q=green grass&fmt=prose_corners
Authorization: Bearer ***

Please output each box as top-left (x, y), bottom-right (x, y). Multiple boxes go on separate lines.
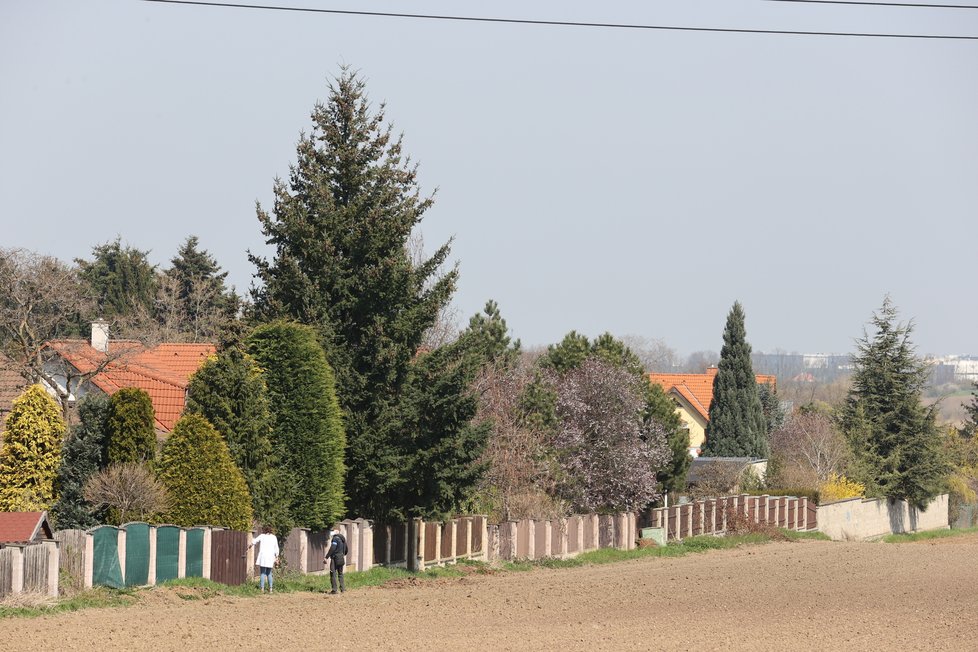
top-left (882, 526), bottom-right (978, 543)
top-left (0, 586), bottom-right (138, 619)
top-left (781, 529), bottom-right (831, 541)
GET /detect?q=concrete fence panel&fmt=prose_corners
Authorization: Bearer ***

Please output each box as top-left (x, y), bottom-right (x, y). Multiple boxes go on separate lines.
top-left (818, 494), bottom-right (949, 541)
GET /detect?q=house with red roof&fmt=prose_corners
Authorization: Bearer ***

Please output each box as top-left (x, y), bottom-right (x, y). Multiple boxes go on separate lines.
top-left (648, 367), bottom-right (777, 457)
top-left (0, 353), bottom-right (29, 433)
top-left (44, 321), bottom-right (215, 434)
top-left (0, 511), bottom-right (54, 544)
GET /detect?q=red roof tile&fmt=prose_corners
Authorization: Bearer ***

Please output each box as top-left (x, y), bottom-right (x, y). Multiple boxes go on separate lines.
top-left (0, 511), bottom-right (52, 543)
top-left (648, 368), bottom-right (777, 422)
top-left (46, 340), bottom-right (215, 433)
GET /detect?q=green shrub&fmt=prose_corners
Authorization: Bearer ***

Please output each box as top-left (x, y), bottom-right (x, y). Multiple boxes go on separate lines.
top-left (0, 385), bottom-right (66, 511)
top-left (107, 388), bottom-right (156, 464)
top-left (156, 414), bottom-right (252, 530)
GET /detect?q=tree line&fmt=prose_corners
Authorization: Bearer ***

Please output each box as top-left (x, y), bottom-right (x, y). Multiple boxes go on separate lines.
top-left (2, 69), bottom-right (974, 534)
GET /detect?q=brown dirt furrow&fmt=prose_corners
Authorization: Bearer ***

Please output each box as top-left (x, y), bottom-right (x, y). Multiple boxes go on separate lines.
top-left (4, 537), bottom-right (978, 651)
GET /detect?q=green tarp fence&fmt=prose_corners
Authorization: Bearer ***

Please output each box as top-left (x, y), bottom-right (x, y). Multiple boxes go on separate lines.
top-left (185, 528), bottom-right (204, 578)
top-left (156, 526), bottom-right (181, 583)
top-left (124, 522), bottom-right (150, 587)
top-left (91, 526), bottom-right (124, 589)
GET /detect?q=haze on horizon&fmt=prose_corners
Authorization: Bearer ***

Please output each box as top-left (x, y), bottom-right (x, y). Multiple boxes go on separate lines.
top-left (1, 0), bottom-right (976, 358)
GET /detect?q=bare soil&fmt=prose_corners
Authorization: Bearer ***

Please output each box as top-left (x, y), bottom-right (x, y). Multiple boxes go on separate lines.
top-left (5, 535), bottom-right (978, 651)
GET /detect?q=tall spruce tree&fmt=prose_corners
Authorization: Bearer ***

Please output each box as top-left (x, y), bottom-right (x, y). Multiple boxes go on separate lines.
top-left (840, 298), bottom-right (949, 508)
top-left (163, 236), bottom-right (239, 341)
top-left (702, 302), bottom-right (769, 458)
top-left (52, 394), bottom-right (111, 529)
top-left (248, 321), bottom-right (345, 529)
top-left (249, 69), bottom-right (455, 520)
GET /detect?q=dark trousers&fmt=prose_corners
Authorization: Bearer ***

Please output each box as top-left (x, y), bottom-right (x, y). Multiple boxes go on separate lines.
top-left (330, 559), bottom-right (345, 592)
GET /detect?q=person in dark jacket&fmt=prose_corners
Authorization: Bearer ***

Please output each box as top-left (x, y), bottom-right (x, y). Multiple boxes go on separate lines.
top-left (324, 526), bottom-right (347, 594)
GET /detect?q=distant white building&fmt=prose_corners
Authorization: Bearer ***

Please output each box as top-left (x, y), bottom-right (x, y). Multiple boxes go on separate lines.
top-left (926, 355), bottom-right (978, 383)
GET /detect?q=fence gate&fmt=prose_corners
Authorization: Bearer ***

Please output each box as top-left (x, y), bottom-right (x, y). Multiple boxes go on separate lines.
top-left (156, 526), bottom-right (181, 583)
top-left (185, 528), bottom-right (204, 578)
top-left (92, 526), bottom-right (124, 588)
top-left (210, 530), bottom-right (248, 586)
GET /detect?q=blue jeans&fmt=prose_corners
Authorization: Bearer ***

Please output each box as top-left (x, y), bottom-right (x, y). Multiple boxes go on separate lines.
top-left (259, 566), bottom-right (273, 590)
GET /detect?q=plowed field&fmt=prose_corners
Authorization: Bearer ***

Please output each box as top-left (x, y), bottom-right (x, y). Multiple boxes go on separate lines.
top-left (6, 535), bottom-right (978, 651)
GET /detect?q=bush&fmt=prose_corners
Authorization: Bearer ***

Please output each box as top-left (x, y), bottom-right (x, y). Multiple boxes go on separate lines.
top-left (818, 473), bottom-right (865, 503)
top-left (106, 388), bottom-right (156, 464)
top-left (156, 414), bottom-right (253, 530)
top-left (83, 462), bottom-right (170, 525)
top-left (0, 385), bottom-right (66, 511)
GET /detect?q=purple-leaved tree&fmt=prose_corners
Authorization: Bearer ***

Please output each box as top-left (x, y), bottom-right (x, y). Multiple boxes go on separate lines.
top-left (552, 357), bottom-right (669, 513)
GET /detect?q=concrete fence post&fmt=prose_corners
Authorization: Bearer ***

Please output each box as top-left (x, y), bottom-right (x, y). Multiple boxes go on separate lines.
top-left (46, 541), bottom-right (59, 597)
top-left (84, 531), bottom-right (94, 589)
top-left (9, 546), bottom-right (24, 595)
top-left (201, 527), bottom-right (212, 580)
top-left (542, 520), bottom-right (553, 558)
top-left (774, 499), bottom-right (781, 528)
top-left (449, 519), bottom-right (458, 562)
top-left (487, 524), bottom-right (500, 562)
top-left (147, 526), bottom-right (157, 586)
top-left (801, 498), bottom-right (808, 530)
top-left (557, 518), bottom-right (569, 558)
top-left (117, 528), bottom-right (127, 585)
top-left (177, 529), bottom-right (187, 579)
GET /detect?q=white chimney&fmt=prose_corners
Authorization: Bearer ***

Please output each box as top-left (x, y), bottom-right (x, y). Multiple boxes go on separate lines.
top-left (91, 319), bottom-right (109, 353)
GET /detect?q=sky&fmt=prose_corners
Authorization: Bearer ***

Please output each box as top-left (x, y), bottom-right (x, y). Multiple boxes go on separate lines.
top-left (1, 0), bottom-right (976, 358)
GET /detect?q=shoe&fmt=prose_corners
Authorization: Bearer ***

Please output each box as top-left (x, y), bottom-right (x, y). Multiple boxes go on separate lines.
top-left (329, 590), bottom-right (338, 594)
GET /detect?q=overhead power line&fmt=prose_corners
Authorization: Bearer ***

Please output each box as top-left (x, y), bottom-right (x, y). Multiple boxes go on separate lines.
top-left (766, 1), bottom-right (978, 9)
top-left (143, 0), bottom-right (978, 40)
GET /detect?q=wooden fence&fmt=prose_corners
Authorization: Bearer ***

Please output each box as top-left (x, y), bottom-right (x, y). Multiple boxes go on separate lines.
top-left (639, 494), bottom-right (817, 541)
top-left (0, 541), bottom-right (59, 598)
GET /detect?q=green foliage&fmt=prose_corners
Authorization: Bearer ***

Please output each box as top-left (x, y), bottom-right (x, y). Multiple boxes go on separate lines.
top-left (839, 298), bottom-right (950, 509)
top-left (184, 346), bottom-right (287, 528)
top-left (0, 385), bottom-right (66, 511)
top-left (106, 388), bottom-right (156, 464)
top-left (758, 382), bottom-right (786, 434)
top-left (163, 236), bottom-right (239, 341)
top-left (643, 382), bottom-right (691, 496)
top-left (248, 321), bottom-right (345, 529)
top-left (52, 394), bottom-right (111, 529)
top-left (539, 331), bottom-right (643, 377)
top-left (249, 69), bottom-right (455, 520)
top-left (156, 414), bottom-right (253, 530)
top-left (76, 238), bottom-right (157, 320)
top-left (965, 382), bottom-right (978, 438)
top-left (395, 302), bottom-right (519, 520)
top-left (702, 302), bottom-right (769, 458)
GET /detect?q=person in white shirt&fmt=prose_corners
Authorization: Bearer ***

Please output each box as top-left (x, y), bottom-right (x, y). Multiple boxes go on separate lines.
top-left (248, 525), bottom-right (280, 593)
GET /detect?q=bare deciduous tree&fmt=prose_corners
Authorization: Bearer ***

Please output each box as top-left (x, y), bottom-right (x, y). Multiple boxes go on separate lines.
top-left (621, 334), bottom-right (680, 372)
top-left (770, 411), bottom-right (849, 486)
top-left (83, 462), bottom-right (170, 525)
top-left (473, 356), bottom-right (562, 522)
top-left (407, 231), bottom-right (459, 349)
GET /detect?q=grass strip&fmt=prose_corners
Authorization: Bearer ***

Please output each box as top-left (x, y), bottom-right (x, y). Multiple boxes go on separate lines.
top-left (882, 526), bottom-right (978, 543)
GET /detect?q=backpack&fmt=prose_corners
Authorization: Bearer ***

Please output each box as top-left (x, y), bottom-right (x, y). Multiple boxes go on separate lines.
top-left (329, 533), bottom-right (348, 566)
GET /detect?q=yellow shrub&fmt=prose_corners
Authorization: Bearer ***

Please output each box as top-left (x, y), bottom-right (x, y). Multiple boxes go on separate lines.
top-left (819, 473), bottom-right (865, 502)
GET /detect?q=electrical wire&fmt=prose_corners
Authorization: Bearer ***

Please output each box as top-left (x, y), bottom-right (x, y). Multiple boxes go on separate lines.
top-left (142, 0), bottom-right (978, 40)
top-left (765, 1), bottom-right (978, 9)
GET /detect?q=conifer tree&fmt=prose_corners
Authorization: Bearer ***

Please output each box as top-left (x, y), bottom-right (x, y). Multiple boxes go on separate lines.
top-left (52, 394), bottom-right (111, 529)
top-left (106, 388), bottom-right (156, 464)
top-left (644, 382), bottom-right (691, 496)
top-left (249, 69), bottom-right (455, 519)
top-left (185, 346), bottom-right (288, 529)
top-left (396, 302), bottom-right (518, 519)
top-left (840, 298), bottom-right (949, 508)
top-left (248, 321), bottom-right (345, 529)
top-left (162, 236), bottom-right (239, 341)
top-left (964, 383), bottom-right (978, 438)
top-left (0, 385), bottom-right (66, 511)
top-left (156, 414), bottom-right (253, 531)
top-left (76, 238), bottom-right (157, 320)
top-left (702, 302), bottom-right (769, 458)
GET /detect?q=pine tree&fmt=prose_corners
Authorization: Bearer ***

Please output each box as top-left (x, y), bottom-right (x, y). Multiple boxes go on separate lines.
top-left (52, 394), bottom-right (111, 529)
top-left (156, 414), bottom-right (253, 531)
top-left (249, 69), bottom-right (455, 519)
top-left (840, 298), bottom-right (949, 508)
top-left (76, 238), bottom-right (157, 320)
top-left (184, 346), bottom-right (285, 526)
top-left (248, 321), bottom-right (345, 529)
top-left (106, 388), bottom-right (157, 464)
top-left (0, 385), bottom-right (66, 511)
top-left (702, 302), bottom-right (769, 458)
